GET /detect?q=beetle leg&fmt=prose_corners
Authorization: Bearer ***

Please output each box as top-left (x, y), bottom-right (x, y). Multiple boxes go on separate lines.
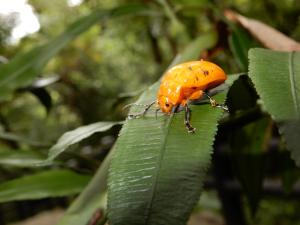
top-left (171, 104), bottom-right (180, 114)
top-left (184, 104), bottom-right (196, 133)
top-left (204, 92), bottom-right (228, 112)
top-left (127, 100), bottom-right (157, 119)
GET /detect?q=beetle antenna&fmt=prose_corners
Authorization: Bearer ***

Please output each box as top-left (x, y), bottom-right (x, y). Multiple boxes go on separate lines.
top-left (123, 102), bottom-right (152, 111)
top-left (127, 100), bottom-right (157, 119)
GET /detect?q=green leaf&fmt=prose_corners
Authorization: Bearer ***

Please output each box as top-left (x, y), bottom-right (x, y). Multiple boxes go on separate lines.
top-left (0, 170), bottom-right (91, 203)
top-left (231, 117), bottom-right (271, 214)
top-left (249, 48), bottom-right (300, 166)
top-left (227, 75), bottom-right (258, 112)
top-left (281, 155), bottom-right (300, 194)
top-left (0, 131), bottom-right (50, 147)
top-left (57, 147), bottom-right (113, 225)
top-left (108, 34), bottom-right (238, 225)
top-left (0, 4), bottom-right (147, 100)
top-left (227, 75), bottom-right (268, 215)
top-left (228, 25), bottom-right (256, 71)
top-left (0, 149), bottom-right (45, 167)
top-left (44, 121), bottom-right (122, 164)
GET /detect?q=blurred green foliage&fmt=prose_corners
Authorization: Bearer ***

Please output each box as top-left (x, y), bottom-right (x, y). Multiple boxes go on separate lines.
top-left (0, 0), bottom-right (299, 224)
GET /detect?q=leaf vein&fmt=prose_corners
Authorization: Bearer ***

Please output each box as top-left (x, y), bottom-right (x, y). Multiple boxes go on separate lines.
top-left (288, 51), bottom-right (300, 118)
top-left (144, 113), bottom-right (174, 224)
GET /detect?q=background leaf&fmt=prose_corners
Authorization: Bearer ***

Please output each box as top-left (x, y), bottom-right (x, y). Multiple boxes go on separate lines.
top-left (0, 170), bottom-right (91, 203)
top-left (228, 25), bottom-right (256, 71)
top-left (0, 149), bottom-right (45, 167)
top-left (231, 117), bottom-right (271, 214)
top-left (0, 4), bottom-right (146, 100)
top-left (108, 33), bottom-right (238, 225)
top-left (44, 121), bottom-right (122, 164)
top-left (249, 48), bottom-right (300, 166)
top-left (224, 10), bottom-right (300, 51)
top-left (56, 147), bottom-right (113, 225)
top-left (0, 131), bottom-right (50, 147)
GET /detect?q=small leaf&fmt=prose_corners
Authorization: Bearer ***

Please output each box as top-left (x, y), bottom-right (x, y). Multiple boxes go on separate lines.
top-left (249, 48), bottom-right (300, 166)
top-left (44, 121), bottom-right (122, 163)
top-left (108, 34), bottom-right (239, 225)
top-left (0, 170), bottom-right (91, 203)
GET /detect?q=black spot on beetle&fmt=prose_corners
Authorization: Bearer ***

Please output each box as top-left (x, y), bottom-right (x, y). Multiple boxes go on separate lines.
top-left (203, 70), bottom-right (209, 76)
top-left (191, 87), bottom-right (197, 90)
top-left (188, 66), bottom-right (193, 71)
top-left (196, 76), bottom-right (199, 81)
top-left (165, 103), bottom-right (170, 107)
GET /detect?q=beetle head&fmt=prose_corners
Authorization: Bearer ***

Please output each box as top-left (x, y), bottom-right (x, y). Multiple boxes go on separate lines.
top-left (158, 96), bottom-right (173, 113)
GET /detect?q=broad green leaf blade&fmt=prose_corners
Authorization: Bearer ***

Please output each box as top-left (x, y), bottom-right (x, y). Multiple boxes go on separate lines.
top-left (0, 4), bottom-right (147, 100)
top-left (108, 34), bottom-right (236, 225)
top-left (231, 117), bottom-right (271, 214)
top-left (108, 81), bottom-right (237, 225)
top-left (249, 48), bottom-right (300, 166)
top-left (57, 147), bottom-right (113, 225)
top-left (108, 98), bottom-right (225, 225)
top-left (44, 121), bottom-right (122, 163)
top-left (0, 170), bottom-right (91, 203)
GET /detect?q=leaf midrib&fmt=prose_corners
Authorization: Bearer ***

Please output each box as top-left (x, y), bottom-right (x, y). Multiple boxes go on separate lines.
top-left (144, 113), bottom-right (175, 224)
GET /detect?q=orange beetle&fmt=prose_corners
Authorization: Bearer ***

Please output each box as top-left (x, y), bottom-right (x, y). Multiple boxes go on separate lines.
top-left (128, 60), bottom-right (228, 133)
